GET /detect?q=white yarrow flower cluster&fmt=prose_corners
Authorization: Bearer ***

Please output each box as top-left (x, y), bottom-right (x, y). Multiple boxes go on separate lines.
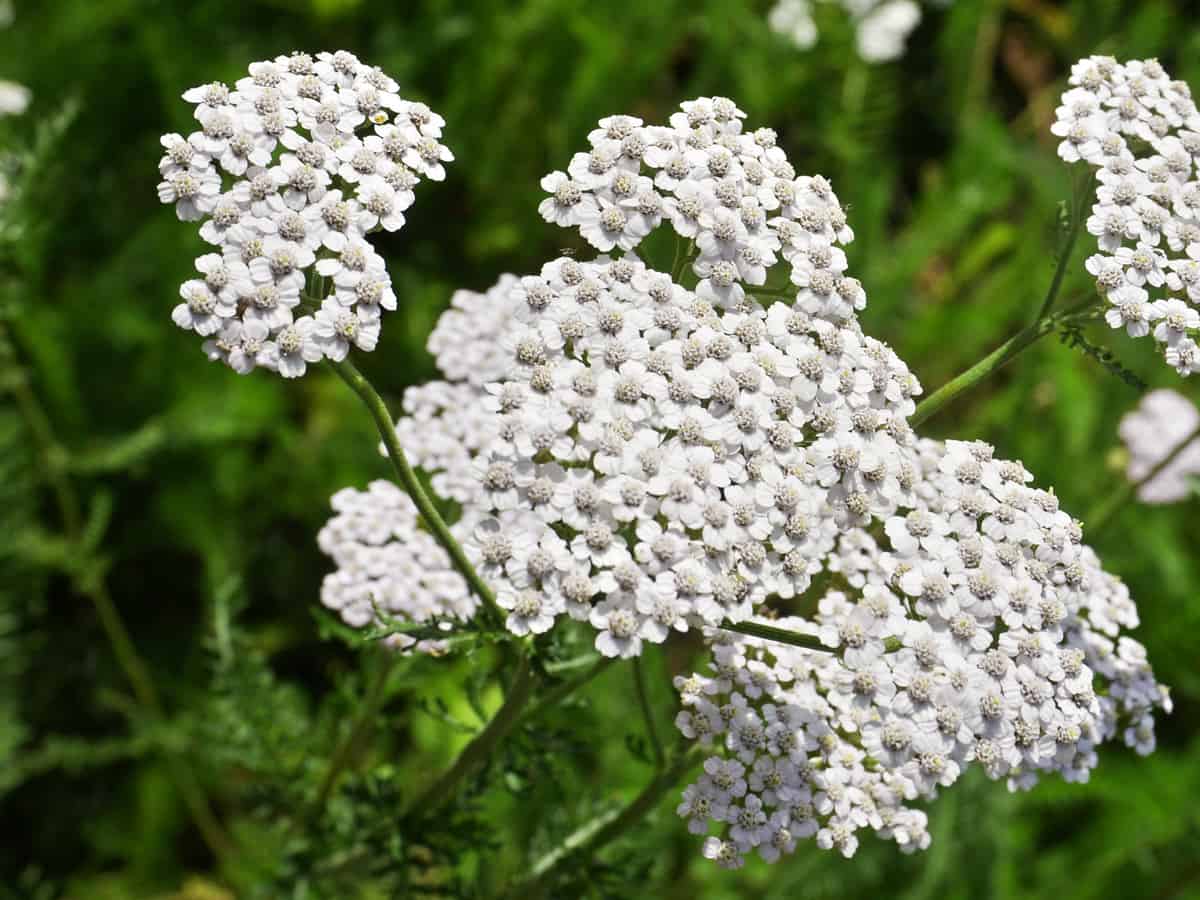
top-left (1118, 388), bottom-right (1200, 502)
top-left (156, 50), bottom-right (452, 377)
top-left (318, 480), bottom-right (475, 654)
top-left (305, 91), bottom-right (1169, 867)
top-left (674, 437), bottom-right (1170, 867)
top-left (539, 96), bottom-right (862, 314)
top-left (470, 97), bottom-right (922, 658)
top-left (1054, 56), bottom-right (1200, 376)
top-left (768, 0), bottom-right (935, 64)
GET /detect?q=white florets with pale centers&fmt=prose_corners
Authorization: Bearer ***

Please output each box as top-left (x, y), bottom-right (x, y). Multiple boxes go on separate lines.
top-left (317, 479), bottom-right (475, 654)
top-left (465, 246), bottom-right (921, 658)
top-left (539, 97), bottom-right (858, 315)
top-left (673, 437), bottom-right (1170, 867)
top-left (157, 50), bottom-right (452, 377)
top-left (308, 92), bottom-right (1168, 870)
top-left (1054, 56), bottom-right (1200, 376)
top-left (1118, 388), bottom-right (1200, 502)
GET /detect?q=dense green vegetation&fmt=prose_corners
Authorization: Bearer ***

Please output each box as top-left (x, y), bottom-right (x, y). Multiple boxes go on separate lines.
top-left (2, 1), bottom-right (1198, 897)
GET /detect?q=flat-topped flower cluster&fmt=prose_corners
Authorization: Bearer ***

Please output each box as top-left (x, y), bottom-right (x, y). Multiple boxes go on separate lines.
top-left (675, 437), bottom-right (1170, 867)
top-left (1054, 56), bottom-right (1200, 376)
top-left (156, 50), bottom-right (451, 377)
top-left (464, 253), bottom-right (919, 656)
top-left (302, 92), bottom-right (1169, 864)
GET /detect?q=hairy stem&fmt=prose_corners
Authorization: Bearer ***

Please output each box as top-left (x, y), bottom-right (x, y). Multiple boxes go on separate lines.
top-left (328, 356), bottom-right (506, 627)
top-left (911, 296), bottom-right (1101, 428)
top-left (511, 745), bottom-right (705, 898)
top-left (717, 618), bottom-right (831, 652)
top-left (1036, 169), bottom-right (1094, 322)
top-left (909, 319), bottom-right (1054, 428)
top-left (404, 651), bottom-right (537, 819)
top-left (1087, 421), bottom-right (1200, 535)
top-left (633, 656), bottom-right (665, 767)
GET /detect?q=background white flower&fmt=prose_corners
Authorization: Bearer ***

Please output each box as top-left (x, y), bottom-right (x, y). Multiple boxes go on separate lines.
top-left (1118, 388), bottom-right (1200, 502)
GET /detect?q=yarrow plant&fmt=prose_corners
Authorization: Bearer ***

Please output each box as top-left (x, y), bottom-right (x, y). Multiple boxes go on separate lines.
top-left (1054, 56), bottom-right (1200, 376)
top-left (158, 55), bottom-right (1174, 887)
top-left (156, 50), bottom-right (452, 377)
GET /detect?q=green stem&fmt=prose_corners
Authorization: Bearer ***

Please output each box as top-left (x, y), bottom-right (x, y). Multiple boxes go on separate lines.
top-left (1088, 421), bottom-right (1200, 535)
top-left (717, 618), bottom-right (831, 652)
top-left (1036, 169), bottom-right (1093, 323)
top-left (404, 652), bottom-right (537, 820)
top-left (909, 319), bottom-right (1054, 428)
top-left (511, 745), bottom-right (705, 899)
top-left (328, 357), bottom-right (506, 628)
top-left (518, 656), bottom-right (615, 727)
top-left (668, 236), bottom-right (685, 283)
top-left (310, 650), bottom-right (399, 818)
top-left (632, 656), bottom-right (665, 768)
top-left (672, 240), bottom-right (695, 283)
top-left (910, 295), bottom-right (1101, 429)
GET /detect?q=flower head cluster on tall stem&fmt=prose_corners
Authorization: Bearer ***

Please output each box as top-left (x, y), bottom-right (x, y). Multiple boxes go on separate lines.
top-left (156, 50), bottom-right (452, 376)
top-left (1054, 56), bottom-right (1200, 376)
top-left (299, 91), bottom-right (1169, 865)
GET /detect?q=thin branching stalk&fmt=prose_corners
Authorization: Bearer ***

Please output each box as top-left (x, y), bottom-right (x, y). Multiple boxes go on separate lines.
top-left (509, 745), bottom-right (706, 899)
top-left (310, 649), bottom-right (399, 818)
top-left (909, 318), bottom-right (1055, 428)
top-left (632, 656), bottom-right (665, 768)
top-left (1087, 421), bottom-right (1200, 535)
top-left (911, 296), bottom-right (1101, 428)
top-left (517, 656), bottom-right (616, 727)
top-left (1035, 169), bottom-right (1095, 322)
top-left (403, 651), bottom-right (537, 820)
top-left (328, 356), bottom-right (507, 628)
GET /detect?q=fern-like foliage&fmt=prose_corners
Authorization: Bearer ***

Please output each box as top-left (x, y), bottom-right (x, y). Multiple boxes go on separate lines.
top-left (1058, 321), bottom-right (1147, 391)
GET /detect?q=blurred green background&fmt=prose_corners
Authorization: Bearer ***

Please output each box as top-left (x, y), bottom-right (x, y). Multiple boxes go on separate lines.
top-left (2, 0), bottom-right (1200, 897)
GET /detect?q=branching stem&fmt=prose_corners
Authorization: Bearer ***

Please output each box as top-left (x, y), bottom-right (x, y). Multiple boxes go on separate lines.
top-left (310, 650), bottom-right (399, 818)
top-left (328, 356), bottom-right (507, 628)
top-left (510, 745), bottom-right (705, 898)
top-left (632, 656), bottom-right (665, 767)
top-left (403, 651), bottom-right (537, 819)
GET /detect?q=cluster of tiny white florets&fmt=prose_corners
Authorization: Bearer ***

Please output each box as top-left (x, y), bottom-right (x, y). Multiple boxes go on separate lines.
top-left (1053, 56), bottom-right (1200, 376)
top-left (306, 93), bottom-right (1169, 867)
top-left (1118, 388), bottom-right (1200, 503)
top-left (471, 98), bottom-right (920, 657)
top-left (318, 479), bottom-right (474, 654)
top-left (156, 50), bottom-right (452, 377)
top-left (465, 251), bottom-right (921, 656)
top-left (674, 437), bottom-right (1171, 867)
top-left (538, 97), bottom-right (863, 315)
